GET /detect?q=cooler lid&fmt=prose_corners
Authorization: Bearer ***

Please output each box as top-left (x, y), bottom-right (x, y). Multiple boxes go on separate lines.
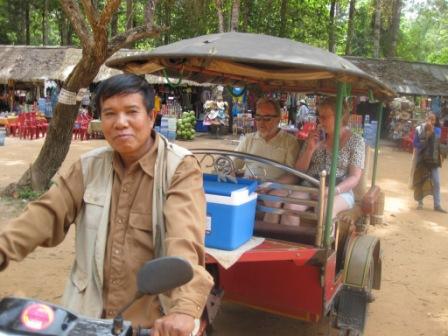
top-left (203, 174), bottom-right (257, 196)
top-left (203, 180), bottom-right (249, 196)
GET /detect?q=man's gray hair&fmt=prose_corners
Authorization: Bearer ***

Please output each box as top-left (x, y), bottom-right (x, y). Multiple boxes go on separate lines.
top-left (256, 97), bottom-right (281, 116)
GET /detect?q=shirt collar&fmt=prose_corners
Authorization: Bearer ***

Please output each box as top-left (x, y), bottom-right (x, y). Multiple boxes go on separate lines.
top-left (255, 128), bottom-right (281, 142)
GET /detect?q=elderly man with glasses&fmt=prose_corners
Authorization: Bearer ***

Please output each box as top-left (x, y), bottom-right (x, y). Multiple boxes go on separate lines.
top-left (234, 97), bottom-right (301, 179)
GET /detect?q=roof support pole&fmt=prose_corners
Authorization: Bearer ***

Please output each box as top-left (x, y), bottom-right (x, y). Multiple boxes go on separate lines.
top-left (324, 82), bottom-right (346, 248)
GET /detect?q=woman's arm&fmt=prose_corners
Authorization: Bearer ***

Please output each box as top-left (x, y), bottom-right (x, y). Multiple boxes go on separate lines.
top-left (335, 133), bottom-right (364, 194)
top-left (335, 165), bottom-right (362, 194)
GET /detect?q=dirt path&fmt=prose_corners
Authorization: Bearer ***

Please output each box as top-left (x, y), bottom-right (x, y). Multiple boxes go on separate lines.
top-left (0, 136), bottom-right (447, 335)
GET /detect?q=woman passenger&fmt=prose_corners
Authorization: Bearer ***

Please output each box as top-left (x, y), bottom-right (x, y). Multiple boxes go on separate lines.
top-left (282, 97), bottom-right (365, 226)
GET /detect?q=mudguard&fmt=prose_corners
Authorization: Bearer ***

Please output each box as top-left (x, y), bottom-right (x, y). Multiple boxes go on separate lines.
top-left (335, 234), bottom-right (382, 333)
top-left (343, 234), bottom-right (381, 290)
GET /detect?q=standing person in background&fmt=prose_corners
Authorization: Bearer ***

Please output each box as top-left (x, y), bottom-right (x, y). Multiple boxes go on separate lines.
top-left (296, 99), bottom-right (310, 130)
top-left (411, 112), bottom-right (447, 213)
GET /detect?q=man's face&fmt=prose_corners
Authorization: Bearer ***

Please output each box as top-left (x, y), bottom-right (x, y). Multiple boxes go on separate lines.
top-left (101, 92), bottom-right (154, 165)
top-left (255, 102), bottom-right (280, 140)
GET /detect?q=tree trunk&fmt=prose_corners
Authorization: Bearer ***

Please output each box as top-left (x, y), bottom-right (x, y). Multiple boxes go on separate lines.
top-left (372, 0), bottom-right (381, 58)
top-left (42, 0), bottom-right (49, 45)
top-left (126, 0), bottom-right (134, 30)
top-left (345, 0), bottom-right (356, 55)
top-left (386, 0), bottom-right (402, 58)
top-left (3, 0), bottom-right (160, 193)
top-left (279, 0), bottom-right (288, 37)
top-left (241, 0), bottom-right (252, 32)
top-left (230, 0), bottom-right (240, 32)
top-left (111, 13), bottom-right (119, 36)
top-left (215, 0), bottom-right (225, 33)
top-left (328, 0), bottom-right (337, 52)
top-left (163, 0), bottom-right (171, 44)
top-left (21, 55), bottom-right (103, 191)
top-left (67, 23), bottom-right (73, 45)
top-left (25, 0), bottom-right (30, 44)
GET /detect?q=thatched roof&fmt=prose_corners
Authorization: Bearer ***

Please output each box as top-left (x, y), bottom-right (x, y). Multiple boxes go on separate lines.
top-left (0, 45), bottom-right (210, 86)
top-left (345, 56), bottom-right (448, 97)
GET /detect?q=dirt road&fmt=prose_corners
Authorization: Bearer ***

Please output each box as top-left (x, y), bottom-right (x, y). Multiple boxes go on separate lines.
top-left (0, 135), bottom-right (447, 335)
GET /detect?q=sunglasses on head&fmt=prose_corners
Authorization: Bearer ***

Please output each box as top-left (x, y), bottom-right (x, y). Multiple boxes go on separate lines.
top-left (254, 115), bottom-right (278, 122)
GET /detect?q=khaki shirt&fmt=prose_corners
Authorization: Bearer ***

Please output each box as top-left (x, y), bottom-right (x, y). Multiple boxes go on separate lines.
top-left (0, 134), bottom-right (213, 328)
top-left (235, 130), bottom-right (301, 179)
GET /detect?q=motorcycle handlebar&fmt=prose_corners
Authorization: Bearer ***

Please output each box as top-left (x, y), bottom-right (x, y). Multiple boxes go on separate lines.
top-left (137, 327), bottom-right (151, 336)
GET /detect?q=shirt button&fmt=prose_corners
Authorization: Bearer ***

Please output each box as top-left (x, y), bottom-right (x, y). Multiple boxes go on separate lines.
top-left (114, 249), bottom-right (120, 255)
top-left (117, 218), bottom-right (122, 224)
top-left (112, 280), bottom-right (118, 285)
top-left (123, 187), bottom-right (128, 192)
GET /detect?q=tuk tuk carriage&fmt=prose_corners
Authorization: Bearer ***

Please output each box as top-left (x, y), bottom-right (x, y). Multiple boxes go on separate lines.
top-left (107, 32), bottom-right (395, 335)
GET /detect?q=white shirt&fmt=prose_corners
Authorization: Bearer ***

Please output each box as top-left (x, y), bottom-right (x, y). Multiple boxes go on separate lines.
top-left (234, 130), bottom-right (301, 180)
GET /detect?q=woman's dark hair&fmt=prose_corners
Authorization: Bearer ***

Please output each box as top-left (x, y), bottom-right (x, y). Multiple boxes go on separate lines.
top-left (94, 74), bottom-right (154, 114)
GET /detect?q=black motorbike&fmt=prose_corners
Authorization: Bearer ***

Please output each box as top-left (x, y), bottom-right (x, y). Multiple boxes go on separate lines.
top-left (0, 256), bottom-right (193, 336)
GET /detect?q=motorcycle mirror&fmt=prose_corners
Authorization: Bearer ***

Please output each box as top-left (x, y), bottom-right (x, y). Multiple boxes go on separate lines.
top-left (137, 256), bottom-right (194, 295)
top-left (112, 257), bottom-right (194, 335)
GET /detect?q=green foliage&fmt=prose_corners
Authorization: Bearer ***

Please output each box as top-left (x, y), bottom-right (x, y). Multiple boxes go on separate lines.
top-left (0, 0), bottom-right (444, 64)
top-left (16, 186), bottom-right (42, 201)
top-left (397, 0), bottom-right (448, 63)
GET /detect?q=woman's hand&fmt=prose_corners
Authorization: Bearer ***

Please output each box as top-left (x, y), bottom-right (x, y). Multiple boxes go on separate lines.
top-left (306, 130), bottom-right (321, 153)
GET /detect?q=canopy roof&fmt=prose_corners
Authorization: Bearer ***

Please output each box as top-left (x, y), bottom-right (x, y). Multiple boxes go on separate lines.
top-left (106, 32), bottom-right (395, 100)
top-left (0, 45), bottom-right (210, 87)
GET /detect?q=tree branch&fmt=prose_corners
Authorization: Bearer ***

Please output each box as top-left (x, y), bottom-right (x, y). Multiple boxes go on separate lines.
top-left (59, 0), bottom-right (92, 49)
top-left (108, 26), bottom-right (161, 54)
top-left (80, 0), bottom-right (98, 28)
top-left (98, 0), bottom-right (121, 29)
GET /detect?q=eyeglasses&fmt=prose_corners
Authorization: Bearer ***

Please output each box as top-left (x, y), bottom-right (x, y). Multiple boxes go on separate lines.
top-left (254, 115), bottom-right (278, 122)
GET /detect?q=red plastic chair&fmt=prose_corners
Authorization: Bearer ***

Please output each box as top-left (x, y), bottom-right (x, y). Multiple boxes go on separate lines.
top-left (6, 118), bottom-right (19, 137)
top-left (297, 122), bottom-right (316, 140)
top-left (73, 113), bottom-right (92, 140)
top-left (37, 118), bottom-right (49, 138)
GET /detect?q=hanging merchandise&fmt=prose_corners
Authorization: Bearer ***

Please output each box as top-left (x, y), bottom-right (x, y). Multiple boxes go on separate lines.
top-left (388, 97), bottom-right (417, 141)
top-left (203, 100), bottom-right (229, 127)
top-left (227, 86), bottom-right (246, 98)
top-left (162, 69), bottom-right (183, 89)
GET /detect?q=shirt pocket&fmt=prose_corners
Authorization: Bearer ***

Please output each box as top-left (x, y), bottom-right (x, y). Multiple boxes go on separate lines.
top-left (127, 212), bottom-right (153, 264)
top-left (269, 146), bottom-right (288, 164)
top-left (82, 189), bottom-right (106, 230)
top-left (70, 263), bottom-right (88, 292)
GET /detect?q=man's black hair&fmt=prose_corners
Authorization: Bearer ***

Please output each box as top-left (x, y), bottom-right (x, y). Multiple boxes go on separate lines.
top-left (94, 74), bottom-right (155, 114)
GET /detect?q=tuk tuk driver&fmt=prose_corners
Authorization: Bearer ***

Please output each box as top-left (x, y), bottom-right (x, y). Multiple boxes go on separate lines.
top-left (0, 74), bottom-right (213, 336)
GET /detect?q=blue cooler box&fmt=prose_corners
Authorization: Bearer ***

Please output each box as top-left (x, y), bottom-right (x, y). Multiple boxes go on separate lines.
top-left (203, 174), bottom-right (258, 250)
